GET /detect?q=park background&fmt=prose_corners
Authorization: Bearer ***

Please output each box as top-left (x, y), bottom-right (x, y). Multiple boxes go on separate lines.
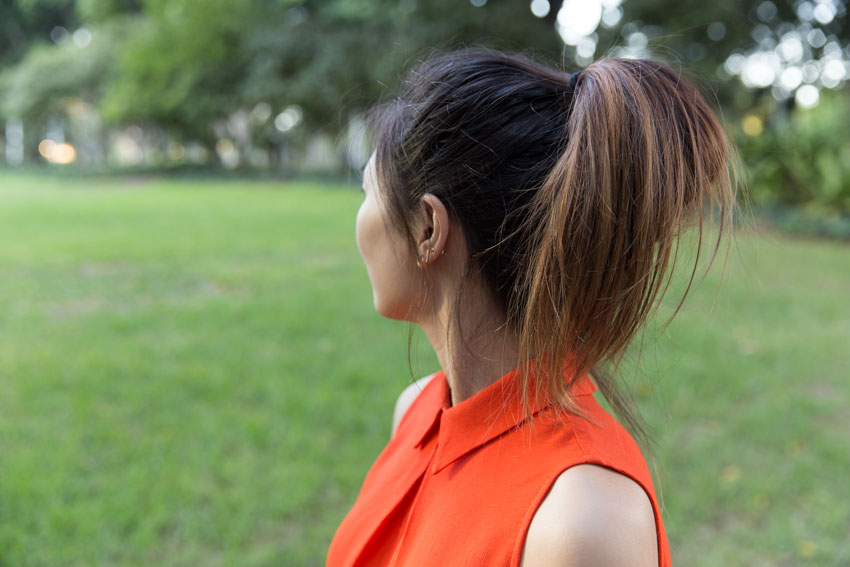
top-left (0, 0), bottom-right (848, 565)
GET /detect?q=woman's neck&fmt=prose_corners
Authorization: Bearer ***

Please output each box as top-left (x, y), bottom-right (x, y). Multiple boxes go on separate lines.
top-left (419, 293), bottom-right (519, 406)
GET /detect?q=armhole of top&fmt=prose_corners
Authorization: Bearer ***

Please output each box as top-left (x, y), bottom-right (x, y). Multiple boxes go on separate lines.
top-left (391, 373), bottom-right (438, 438)
top-left (512, 462), bottom-right (666, 567)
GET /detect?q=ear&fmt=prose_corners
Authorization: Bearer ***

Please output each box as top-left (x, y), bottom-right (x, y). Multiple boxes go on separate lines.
top-left (414, 193), bottom-right (450, 267)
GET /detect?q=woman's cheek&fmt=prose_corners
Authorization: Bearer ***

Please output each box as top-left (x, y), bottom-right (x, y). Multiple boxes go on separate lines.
top-left (356, 198), bottom-right (383, 286)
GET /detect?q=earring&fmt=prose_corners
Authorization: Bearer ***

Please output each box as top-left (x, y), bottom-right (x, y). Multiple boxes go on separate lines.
top-left (417, 248), bottom-right (434, 268)
top-left (417, 247), bottom-right (443, 268)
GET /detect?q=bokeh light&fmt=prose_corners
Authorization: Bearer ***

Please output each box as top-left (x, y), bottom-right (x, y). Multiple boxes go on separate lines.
top-left (251, 102), bottom-right (272, 124)
top-left (707, 22), bottom-right (727, 41)
top-left (168, 142), bottom-right (185, 161)
top-left (813, 1), bottom-right (837, 24)
top-left (723, 0), bottom-right (849, 109)
top-left (795, 83), bottom-right (821, 107)
top-left (50, 26), bottom-right (69, 45)
top-left (756, 1), bottom-right (778, 22)
top-left (38, 140), bottom-right (76, 164)
top-left (557, 0), bottom-right (603, 45)
top-left (742, 114), bottom-right (764, 136)
top-left (274, 106), bottom-right (304, 133)
top-left (215, 138), bottom-right (239, 169)
top-left (530, 0), bottom-right (550, 18)
top-left (72, 28), bottom-right (92, 48)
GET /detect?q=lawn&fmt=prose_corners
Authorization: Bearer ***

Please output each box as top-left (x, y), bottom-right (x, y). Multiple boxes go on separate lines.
top-left (0, 171), bottom-right (847, 566)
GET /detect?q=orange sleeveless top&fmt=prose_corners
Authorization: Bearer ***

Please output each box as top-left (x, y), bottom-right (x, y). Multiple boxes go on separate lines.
top-left (327, 368), bottom-right (670, 566)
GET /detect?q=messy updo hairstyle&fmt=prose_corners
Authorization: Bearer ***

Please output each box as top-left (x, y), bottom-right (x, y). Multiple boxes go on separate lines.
top-left (368, 49), bottom-right (736, 439)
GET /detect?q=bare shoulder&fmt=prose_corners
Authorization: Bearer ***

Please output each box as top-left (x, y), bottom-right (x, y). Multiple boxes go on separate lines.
top-left (520, 464), bottom-right (659, 567)
top-left (391, 373), bottom-right (437, 438)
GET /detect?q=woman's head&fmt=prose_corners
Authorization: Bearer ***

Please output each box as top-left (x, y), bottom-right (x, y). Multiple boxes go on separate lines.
top-left (369, 51), bottom-right (576, 319)
top-left (356, 154), bottom-right (455, 320)
top-left (366, 49), bottom-right (736, 424)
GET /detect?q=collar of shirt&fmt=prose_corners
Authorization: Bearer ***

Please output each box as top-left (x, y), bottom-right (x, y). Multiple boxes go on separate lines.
top-left (409, 365), bottom-right (598, 473)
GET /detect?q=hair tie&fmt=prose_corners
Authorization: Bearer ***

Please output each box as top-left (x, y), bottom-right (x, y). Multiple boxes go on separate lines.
top-left (569, 70), bottom-right (582, 91)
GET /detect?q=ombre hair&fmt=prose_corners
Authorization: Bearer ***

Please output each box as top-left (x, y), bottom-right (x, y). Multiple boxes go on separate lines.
top-left (368, 49), bottom-right (737, 443)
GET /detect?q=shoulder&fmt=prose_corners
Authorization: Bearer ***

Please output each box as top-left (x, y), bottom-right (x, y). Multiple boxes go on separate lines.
top-left (391, 373), bottom-right (437, 438)
top-left (520, 464), bottom-right (659, 567)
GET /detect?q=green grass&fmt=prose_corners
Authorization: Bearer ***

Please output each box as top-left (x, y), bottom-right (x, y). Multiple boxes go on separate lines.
top-left (0, 171), bottom-right (847, 566)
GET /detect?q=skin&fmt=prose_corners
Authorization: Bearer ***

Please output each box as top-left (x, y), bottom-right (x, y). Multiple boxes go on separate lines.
top-left (519, 465), bottom-right (659, 567)
top-left (357, 155), bottom-right (659, 566)
top-left (356, 155), bottom-right (518, 404)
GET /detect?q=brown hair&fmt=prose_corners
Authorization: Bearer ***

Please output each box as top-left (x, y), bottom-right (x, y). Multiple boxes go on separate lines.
top-left (369, 49), bottom-right (736, 442)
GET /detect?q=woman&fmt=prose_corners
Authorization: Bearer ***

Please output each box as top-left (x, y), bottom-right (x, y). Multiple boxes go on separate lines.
top-left (328, 49), bottom-right (735, 567)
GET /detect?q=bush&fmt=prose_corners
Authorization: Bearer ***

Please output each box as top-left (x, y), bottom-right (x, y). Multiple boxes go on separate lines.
top-left (737, 90), bottom-right (850, 217)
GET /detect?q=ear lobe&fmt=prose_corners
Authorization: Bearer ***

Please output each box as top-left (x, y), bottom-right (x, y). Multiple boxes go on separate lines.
top-left (416, 193), bottom-right (450, 267)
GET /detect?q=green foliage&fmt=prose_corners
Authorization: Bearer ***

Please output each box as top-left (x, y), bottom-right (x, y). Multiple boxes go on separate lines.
top-left (0, 27), bottom-right (115, 123)
top-left (738, 90), bottom-right (850, 215)
top-left (75, 0), bottom-right (139, 23)
top-left (616, 0), bottom-right (807, 68)
top-left (0, 173), bottom-right (847, 565)
top-left (97, 0), bottom-right (565, 142)
top-left (606, 0), bottom-right (849, 107)
top-left (0, 0), bottom-right (78, 66)
top-left (239, 0), bottom-right (562, 128)
top-left (101, 0), bottom-right (259, 143)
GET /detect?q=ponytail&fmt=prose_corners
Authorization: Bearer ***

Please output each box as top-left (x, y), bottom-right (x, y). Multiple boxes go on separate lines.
top-left (517, 59), bottom-right (737, 437)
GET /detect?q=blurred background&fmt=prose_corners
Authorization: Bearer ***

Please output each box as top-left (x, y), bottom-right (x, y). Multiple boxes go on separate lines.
top-left (0, 1), bottom-right (848, 566)
top-left (1, 0), bottom-right (849, 225)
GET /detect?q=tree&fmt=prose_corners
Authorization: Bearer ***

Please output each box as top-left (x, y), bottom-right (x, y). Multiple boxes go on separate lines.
top-left (2, 0), bottom-right (847, 179)
top-left (100, 0), bottom-right (260, 148)
top-left (583, 0), bottom-right (848, 114)
top-left (0, 0), bottom-right (78, 67)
